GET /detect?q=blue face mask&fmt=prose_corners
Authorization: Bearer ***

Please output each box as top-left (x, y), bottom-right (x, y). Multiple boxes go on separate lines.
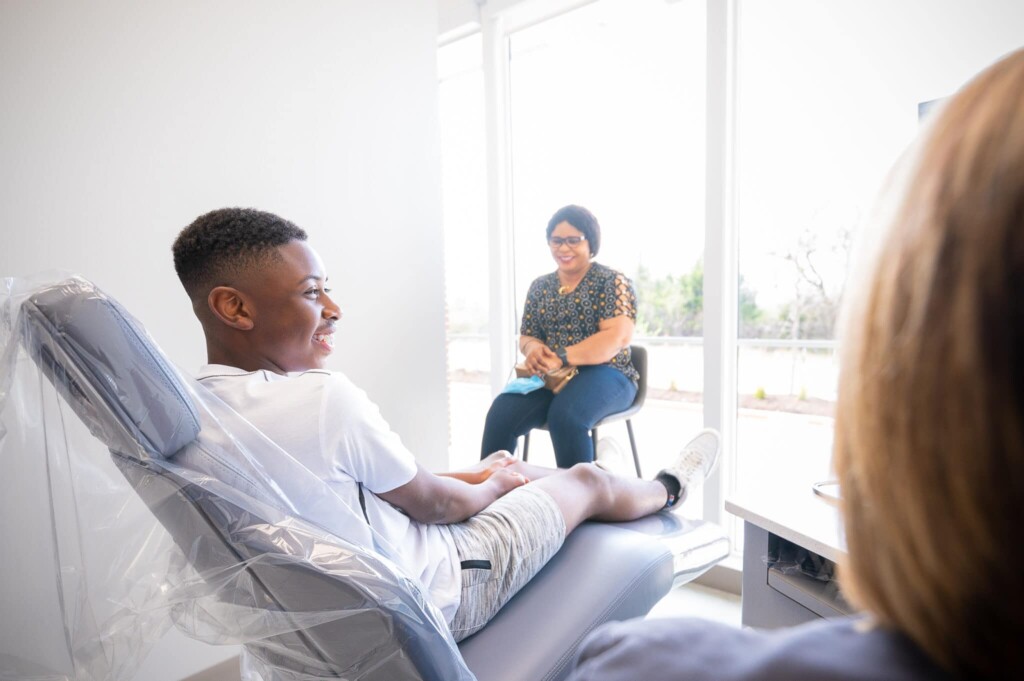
top-left (501, 375), bottom-right (545, 394)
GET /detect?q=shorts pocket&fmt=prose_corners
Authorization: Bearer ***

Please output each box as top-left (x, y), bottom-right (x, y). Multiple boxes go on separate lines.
top-left (460, 559), bottom-right (494, 586)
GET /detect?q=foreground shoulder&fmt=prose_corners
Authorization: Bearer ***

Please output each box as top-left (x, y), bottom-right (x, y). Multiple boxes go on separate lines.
top-left (572, 618), bottom-right (753, 681)
top-left (572, 617), bottom-right (947, 681)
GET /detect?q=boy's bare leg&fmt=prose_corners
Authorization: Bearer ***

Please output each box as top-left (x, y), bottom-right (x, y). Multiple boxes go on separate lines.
top-left (526, 429), bottom-right (722, 535)
top-left (531, 464), bottom-right (669, 536)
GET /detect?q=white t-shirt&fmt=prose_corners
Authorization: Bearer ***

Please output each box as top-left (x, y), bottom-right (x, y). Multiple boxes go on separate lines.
top-left (194, 365), bottom-right (462, 622)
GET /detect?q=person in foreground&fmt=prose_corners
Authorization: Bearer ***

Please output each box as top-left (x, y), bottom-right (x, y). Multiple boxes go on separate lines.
top-left (568, 48), bottom-right (1024, 681)
top-left (480, 204), bottom-right (639, 467)
top-left (171, 207), bottom-right (719, 642)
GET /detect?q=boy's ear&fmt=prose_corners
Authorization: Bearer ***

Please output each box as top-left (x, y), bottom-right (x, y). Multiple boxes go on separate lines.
top-left (207, 286), bottom-right (255, 331)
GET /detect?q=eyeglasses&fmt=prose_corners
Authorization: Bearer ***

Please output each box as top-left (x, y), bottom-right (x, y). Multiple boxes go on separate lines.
top-left (548, 236), bottom-right (587, 247)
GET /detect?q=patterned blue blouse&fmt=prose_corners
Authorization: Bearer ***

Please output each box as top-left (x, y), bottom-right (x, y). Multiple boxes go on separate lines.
top-left (520, 262), bottom-right (639, 385)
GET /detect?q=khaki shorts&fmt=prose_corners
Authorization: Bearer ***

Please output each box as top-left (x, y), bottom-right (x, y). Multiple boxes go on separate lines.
top-left (446, 485), bottom-right (566, 641)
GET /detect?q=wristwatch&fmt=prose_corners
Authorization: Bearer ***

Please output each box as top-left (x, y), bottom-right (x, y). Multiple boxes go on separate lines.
top-left (555, 346), bottom-right (568, 365)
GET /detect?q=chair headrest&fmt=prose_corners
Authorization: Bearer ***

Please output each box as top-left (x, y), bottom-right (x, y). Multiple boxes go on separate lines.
top-left (23, 277), bottom-right (200, 459)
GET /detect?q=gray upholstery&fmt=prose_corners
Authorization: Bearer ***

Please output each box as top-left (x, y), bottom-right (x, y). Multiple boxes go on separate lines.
top-left (24, 277), bottom-right (465, 679)
top-left (22, 277), bottom-right (729, 681)
top-left (460, 513), bottom-right (728, 681)
top-left (113, 454), bottom-right (455, 680)
top-left (23, 278), bottom-right (200, 460)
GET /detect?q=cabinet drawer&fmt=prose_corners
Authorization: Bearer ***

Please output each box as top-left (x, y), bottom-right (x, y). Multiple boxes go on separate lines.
top-left (767, 561), bottom-right (854, 619)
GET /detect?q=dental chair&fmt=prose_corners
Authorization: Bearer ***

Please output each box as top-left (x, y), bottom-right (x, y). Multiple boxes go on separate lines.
top-left (15, 277), bottom-right (729, 681)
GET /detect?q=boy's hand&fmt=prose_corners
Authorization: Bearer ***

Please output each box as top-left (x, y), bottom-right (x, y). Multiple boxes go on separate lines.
top-left (488, 468), bottom-right (529, 496)
top-left (442, 450), bottom-right (518, 485)
top-left (479, 450), bottom-right (518, 481)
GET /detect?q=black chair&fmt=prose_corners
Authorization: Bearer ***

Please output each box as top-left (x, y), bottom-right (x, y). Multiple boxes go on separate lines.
top-left (522, 345), bottom-right (648, 477)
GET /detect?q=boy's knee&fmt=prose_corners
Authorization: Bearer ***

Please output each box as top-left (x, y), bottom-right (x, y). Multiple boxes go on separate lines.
top-left (568, 462), bottom-right (614, 505)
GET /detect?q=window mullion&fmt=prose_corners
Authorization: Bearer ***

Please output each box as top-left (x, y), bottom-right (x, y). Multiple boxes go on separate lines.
top-left (482, 9), bottom-right (517, 396)
top-left (703, 0), bottom-right (739, 523)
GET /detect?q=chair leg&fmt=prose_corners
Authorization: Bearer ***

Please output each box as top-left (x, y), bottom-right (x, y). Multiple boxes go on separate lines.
top-left (522, 432), bottom-right (531, 462)
top-left (626, 419), bottom-right (642, 478)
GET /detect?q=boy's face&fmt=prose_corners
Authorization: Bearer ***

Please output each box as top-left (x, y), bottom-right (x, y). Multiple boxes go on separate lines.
top-left (243, 240), bottom-right (341, 373)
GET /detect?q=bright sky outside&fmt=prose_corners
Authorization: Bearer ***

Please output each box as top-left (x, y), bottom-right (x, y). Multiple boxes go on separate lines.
top-left (439, 0), bottom-right (1024, 324)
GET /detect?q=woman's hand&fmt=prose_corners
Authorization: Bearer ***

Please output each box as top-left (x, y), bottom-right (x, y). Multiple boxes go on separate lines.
top-left (524, 342), bottom-right (560, 375)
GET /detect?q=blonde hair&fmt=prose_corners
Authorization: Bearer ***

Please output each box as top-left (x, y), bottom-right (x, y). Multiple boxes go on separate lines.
top-left (835, 48), bottom-right (1024, 677)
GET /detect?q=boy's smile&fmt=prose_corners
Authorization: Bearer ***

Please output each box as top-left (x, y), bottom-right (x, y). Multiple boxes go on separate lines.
top-left (238, 240), bottom-right (341, 373)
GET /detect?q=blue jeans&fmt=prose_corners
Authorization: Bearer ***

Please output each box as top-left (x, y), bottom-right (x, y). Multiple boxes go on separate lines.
top-left (480, 365), bottom-right (637, 468)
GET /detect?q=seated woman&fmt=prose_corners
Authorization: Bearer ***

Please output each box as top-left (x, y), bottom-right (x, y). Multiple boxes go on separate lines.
top-left (481, 204), bottom-right (639, 468)
top-left (568, 48), bottom-right (1024, 680)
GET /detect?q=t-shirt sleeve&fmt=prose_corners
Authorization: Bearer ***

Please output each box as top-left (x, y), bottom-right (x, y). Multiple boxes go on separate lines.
top-left (600, 270), bottom-right (638, 322)
top-left (520, 278), bottom-right (547, 340)
top-left (319, 373), bottom-right (418, 494)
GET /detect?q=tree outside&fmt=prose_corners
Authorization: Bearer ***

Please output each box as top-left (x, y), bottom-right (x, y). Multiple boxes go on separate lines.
top-left (635, 223), bottom-right (852, 343)
top-left (632, 220), bottom-right (853, 417)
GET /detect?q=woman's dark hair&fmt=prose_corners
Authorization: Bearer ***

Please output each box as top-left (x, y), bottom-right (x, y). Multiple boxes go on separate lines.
top-left (546, 204), bottom-right (601, 257)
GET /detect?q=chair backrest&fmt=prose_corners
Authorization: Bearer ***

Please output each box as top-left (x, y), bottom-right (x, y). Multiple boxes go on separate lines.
top-left (19, 277), bottom-right (470, 681)
top-left (22, 277), bottom-right (201, 463)
top-left (112, 452), bottom-right (431, 680)
top-left (629, 344), bottom-right (648, 408)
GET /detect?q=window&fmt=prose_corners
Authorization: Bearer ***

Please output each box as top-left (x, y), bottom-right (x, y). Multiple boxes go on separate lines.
top-left (438, 0), bottom-right (1024, 554)
top-left (504, 0), bottom-right (708, 485)
top-left (438, 34), bottom-right (489, 470)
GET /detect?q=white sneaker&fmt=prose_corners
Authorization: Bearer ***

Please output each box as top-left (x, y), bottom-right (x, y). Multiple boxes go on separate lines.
top-left (595, 436), bottom-right (629, 475)
top-left (657, 428), bottom-right (720, 508)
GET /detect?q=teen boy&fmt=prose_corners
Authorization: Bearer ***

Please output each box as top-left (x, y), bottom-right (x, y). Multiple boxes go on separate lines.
top-left (172, 207), bottom-right (719, 640)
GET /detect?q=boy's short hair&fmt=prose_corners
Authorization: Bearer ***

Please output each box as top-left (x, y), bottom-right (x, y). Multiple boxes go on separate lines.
top-left (172, 208), bottom-right (307, 300)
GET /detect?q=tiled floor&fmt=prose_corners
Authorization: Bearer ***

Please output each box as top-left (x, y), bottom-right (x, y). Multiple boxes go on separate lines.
top-left (649, 581), bottom-right (742, 627)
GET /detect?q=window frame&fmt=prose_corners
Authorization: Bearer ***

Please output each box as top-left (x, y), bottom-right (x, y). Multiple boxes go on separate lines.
top-left (459, 0), bottom-right (740, 531)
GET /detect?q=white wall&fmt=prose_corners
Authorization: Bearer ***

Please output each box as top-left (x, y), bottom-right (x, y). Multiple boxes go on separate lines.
top-left (438, 0), bottom-right (481, 40)
top-left (0, 1), bottom-right (446, 679)
top-left (438, 0), bottom-right (598, 39)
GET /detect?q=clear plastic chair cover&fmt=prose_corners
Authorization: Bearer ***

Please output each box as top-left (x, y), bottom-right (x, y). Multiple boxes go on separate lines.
top-left (0, 274), bottom-right (474, 681)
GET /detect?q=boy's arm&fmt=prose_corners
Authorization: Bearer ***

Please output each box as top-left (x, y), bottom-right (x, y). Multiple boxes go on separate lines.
top-left (438, 471), bottom-right (490, 484)
top-left (378, 464), bottom-right (527, 525)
